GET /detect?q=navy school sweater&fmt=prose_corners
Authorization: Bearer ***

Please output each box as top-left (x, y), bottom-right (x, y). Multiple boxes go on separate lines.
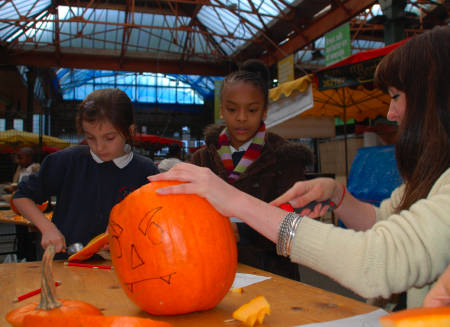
top-left (14, 145), bottom-right (159, 248)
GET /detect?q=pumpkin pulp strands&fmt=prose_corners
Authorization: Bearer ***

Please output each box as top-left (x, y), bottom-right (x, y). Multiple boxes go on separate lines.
top-left (37, 244), bottom-right (62, 310)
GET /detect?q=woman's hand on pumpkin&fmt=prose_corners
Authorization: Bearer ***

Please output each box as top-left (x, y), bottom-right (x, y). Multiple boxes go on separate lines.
top-left (148, 163), bottom-right (243, 218)
top-left (423, 265), bottom-right (450, 308)
top-left (40, 223), bottom-right (66, 253)
top-left (271, 178), bottom-right (341, 218)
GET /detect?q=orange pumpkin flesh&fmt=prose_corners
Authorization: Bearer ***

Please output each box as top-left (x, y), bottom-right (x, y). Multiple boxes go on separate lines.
top-left (379, 306), bottom-right (450, 327)
top-left (6, 245), bottom-right (103, 327)
top-left (68, 232), bottom-right (109, 262)
top-left (22, 315), bottom-right (174, 327)
top-left (108, 181), bottom-right (238, 315)
top-left (232, 296), bottom-right (271, 326)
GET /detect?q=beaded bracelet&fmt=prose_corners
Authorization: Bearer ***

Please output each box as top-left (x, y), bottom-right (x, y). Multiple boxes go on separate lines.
top-left (276, 212), bottom-right (303, 257)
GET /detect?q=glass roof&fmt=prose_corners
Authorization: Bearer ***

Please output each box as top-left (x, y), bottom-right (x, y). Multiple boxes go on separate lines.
top-left (55, 68), bottom-right (218, 104)
top-left (197, 0), bottom-right (295, 55)
top-left (2, 0), bottom-right (446, 102)
top-left (0, 0), bottom-right (298, 59)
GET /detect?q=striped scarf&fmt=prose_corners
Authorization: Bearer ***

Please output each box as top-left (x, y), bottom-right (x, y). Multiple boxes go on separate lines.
top-left (217, 123), bottom-right (265, 183)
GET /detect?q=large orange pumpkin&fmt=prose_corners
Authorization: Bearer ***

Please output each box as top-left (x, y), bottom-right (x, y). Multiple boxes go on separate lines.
top-left (108, 181), bottom-right (237, 315)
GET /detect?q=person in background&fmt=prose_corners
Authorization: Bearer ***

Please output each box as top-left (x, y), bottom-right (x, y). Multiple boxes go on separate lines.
top-left (158, 143), bottom-right (183, 172)
top-left (189, 59), bottom-right (313, 280)
top-left (2, 147), bottom-right (41, 262)
top-left (149, 26), bottom-right (450, 308)
top-left (13, 88), bottom-right (159, 257)
top-left (3, 147), bottom-right (40, 195)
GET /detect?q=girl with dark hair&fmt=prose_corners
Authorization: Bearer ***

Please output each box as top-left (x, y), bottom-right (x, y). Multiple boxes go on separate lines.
top-left (189, 59), bottom-right (313, 280)
top-left (13, 88), bottom-right (159, 257)
top-left (150, 26), bottom-right (450, 308)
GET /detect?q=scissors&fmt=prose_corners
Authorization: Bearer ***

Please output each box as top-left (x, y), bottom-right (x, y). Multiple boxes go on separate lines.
top-left (280, 200), bottom-right (336, 213)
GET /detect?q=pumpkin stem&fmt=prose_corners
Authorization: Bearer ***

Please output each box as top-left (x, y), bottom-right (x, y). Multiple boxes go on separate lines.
top-left (36, 244), bottom-right (62, 310)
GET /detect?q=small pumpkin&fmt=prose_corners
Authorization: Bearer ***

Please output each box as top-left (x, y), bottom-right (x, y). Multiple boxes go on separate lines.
top-left (68, 232), bottom-right (109, 262)
top-left (379, 306), bottom-right (450, 327)
top-left (6, 245), bottom-right (103, 327)
top-left (108, 181), bottom-right (238, 315)
top-left (232, 296), bottom-right (271, 327)
top-left (22, 315), bottom-right (174, 327)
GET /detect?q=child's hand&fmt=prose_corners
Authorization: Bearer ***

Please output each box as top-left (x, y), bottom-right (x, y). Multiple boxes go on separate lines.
top-left (41, 223), bottom-right (66, 253)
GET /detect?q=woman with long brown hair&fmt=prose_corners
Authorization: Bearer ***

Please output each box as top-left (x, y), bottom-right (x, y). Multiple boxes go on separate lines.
top-left (149, 26), bottom-right (450, 309)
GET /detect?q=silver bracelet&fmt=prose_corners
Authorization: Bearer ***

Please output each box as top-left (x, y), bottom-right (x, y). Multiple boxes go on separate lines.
top-left (276, 212), bottom-right (303, 257)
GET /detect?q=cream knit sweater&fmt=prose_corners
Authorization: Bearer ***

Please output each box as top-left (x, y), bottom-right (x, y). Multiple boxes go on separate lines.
top-left (290, 168), bottom-right (450, 308)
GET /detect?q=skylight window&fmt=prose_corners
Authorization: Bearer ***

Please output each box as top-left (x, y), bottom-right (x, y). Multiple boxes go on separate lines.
top-left (57, 69), bottom-right (206, 105)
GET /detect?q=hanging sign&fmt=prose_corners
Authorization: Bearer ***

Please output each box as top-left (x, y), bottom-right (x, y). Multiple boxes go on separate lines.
top-left (277, 54), bottom-right (294, 84)
top-left (325, 23), bottom-right (351, 66)
top-left (317, 57), bottom-right (383, 90)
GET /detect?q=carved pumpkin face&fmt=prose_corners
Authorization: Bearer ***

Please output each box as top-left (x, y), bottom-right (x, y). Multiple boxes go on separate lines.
top-left (108, 181), bottom-right (237, 315)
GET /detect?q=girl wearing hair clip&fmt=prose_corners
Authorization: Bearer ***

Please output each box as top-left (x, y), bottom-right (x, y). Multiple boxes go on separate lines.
top-left (150, 27), bottom-right (450, 309)
top-left (188, 59), bottom-right (313, 280)
top-left (13, 88), bottom-right (159, 257)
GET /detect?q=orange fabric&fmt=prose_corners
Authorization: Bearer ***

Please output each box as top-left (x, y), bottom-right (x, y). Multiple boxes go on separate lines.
top-left (269, 75), bottom-right (390, 122)
top-left (303, 84), bottom-right (390, 122)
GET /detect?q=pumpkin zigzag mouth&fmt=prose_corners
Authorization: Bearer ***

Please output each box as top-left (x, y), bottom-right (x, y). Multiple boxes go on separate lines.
top-left (124, 272), bottom-right (176, 293)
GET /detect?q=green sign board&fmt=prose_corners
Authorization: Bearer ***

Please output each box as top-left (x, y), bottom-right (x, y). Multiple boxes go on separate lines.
top-left (325, 23), bottom-right (351, 66)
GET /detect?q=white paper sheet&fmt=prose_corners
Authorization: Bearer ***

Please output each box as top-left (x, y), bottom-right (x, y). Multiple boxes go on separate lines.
top-left (231, 273), bottom-right (272, 289)
top-left (295, 309), bottom-right (388, 327)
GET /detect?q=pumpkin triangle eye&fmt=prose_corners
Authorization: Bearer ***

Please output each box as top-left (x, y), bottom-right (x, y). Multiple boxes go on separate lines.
top-left (130, 244), bottom-right (145, 269)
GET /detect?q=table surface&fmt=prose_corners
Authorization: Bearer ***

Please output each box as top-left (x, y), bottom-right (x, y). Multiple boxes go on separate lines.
top-left (0, 209), bottom-right (53, 227)
top-left (0, 209), bottom-right (31, 226)
top-left (0, 260), bottom-right (378, 327)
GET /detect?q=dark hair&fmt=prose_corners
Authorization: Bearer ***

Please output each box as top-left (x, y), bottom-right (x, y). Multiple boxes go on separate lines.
top-left (17, 147), bottom-right (34, 157)
top-left (375, 26), bottom-right (450, 212)
top-left (76, 88), bottom-right (135, 146)
top-left (221, 59), bottom-right (271, 106)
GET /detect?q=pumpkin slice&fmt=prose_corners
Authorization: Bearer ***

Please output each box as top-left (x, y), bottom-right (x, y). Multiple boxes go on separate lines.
top-left (68, 233), bottom-right (109, 262)
top-left (22, 315), bottom-right (174, 327)
top-left (6, 245), bottom-right (103, 327)
top-left (379, 306), bottom-right (450, 327)
top-left (232, 295), bottom-right (271, 327)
